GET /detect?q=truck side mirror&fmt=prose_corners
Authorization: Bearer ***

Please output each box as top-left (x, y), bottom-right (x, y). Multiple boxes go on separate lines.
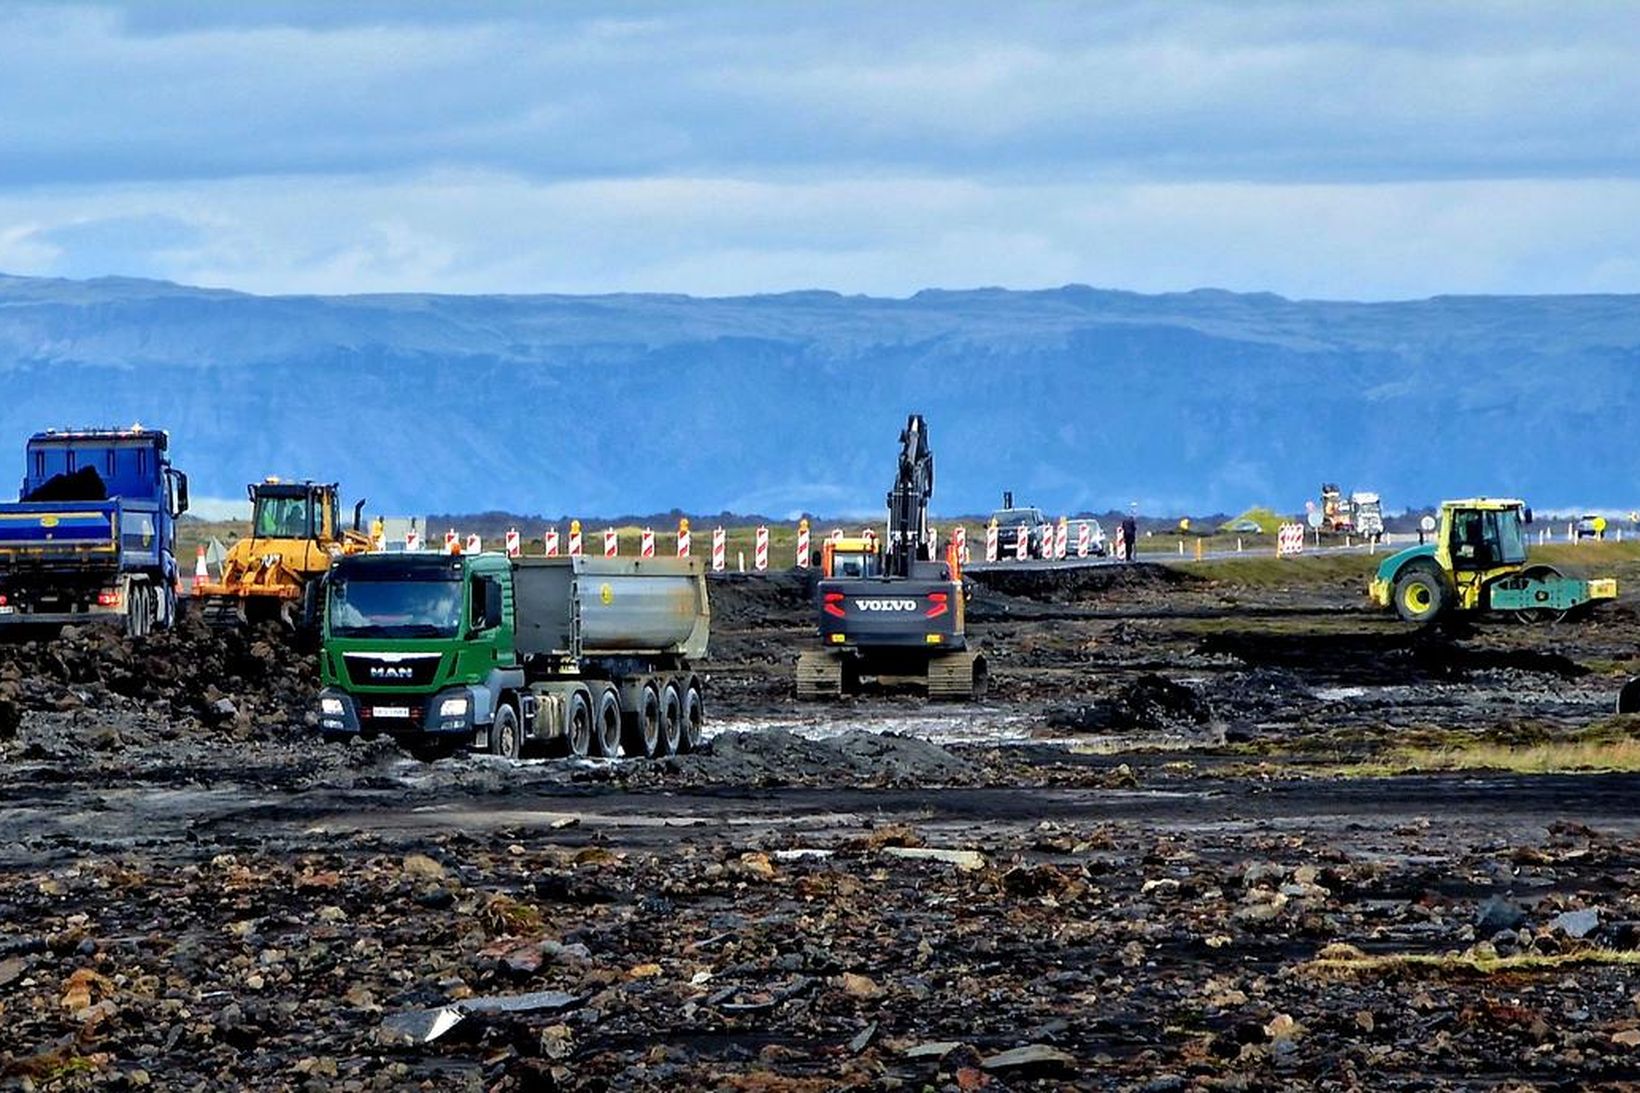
top-left (172, 471), bottom-right (190, 517)
top-left (1523, 507), bottom-right (1534, 525)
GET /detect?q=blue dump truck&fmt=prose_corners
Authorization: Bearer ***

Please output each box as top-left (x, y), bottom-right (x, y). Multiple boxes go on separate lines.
top-left (0, 428), bottom-right (189, 638)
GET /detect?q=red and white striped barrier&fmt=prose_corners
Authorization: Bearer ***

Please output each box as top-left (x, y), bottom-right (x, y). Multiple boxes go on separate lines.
top-left (640, 527), bottom-right (655, 558)
top-left (443, 528), bottom-right (459, 555)
top-left (544, 528), bottom-right (560, 556)
top-left (466, 533), bottom-right (482, 555)
top-left (1114, 526), bottom-right (1127, 560)
top-left (405, 529), bottom-right (421, 553)
top-left (1039, 523), bottom-right (1054, 561)
top-left (505, 528), bottom-right (521, 558)
top-left (830, 528), bottom-right (844, 544)
top-left (1015, 523), bottom-right (1030, 561)
top-left (1054, 519), bottom-right (1069, 560)
top-left (568, 521), bottom-right (583, 558)
top-left (1277, 523), bottom-right (1306, 557)
top-left (603, 528), bottom-right (618, 558)
top-left (796, 519), bottom-right (810, 569)
top-left (677, 519), bottom-right (691, 558)
top-left (985, 522), bottom-right (998, 562)
top-left (954, 525), bottom-right (966, 563)
top-left (928, 525), bottom-right (938, 556)
top-left (711, 527), bottom-right (727, 572)
top-left (754, 525), bottom-right (769, 571)
top-left (1076, 521), bottom-right (1091, 558)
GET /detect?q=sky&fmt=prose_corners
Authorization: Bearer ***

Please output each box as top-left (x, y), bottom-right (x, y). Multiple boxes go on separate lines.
top-left (2, 2), bottom-right (1639, 300)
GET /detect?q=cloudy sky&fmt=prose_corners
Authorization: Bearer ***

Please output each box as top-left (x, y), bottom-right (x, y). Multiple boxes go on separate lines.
top-left (2, 1), bottom-right (1638, 300)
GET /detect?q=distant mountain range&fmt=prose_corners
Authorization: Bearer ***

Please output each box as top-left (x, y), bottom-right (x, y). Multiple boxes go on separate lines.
top-left (2, 272), bottom-right (1638, 519)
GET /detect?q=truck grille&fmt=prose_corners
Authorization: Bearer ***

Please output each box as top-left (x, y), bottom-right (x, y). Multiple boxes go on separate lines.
top-left (342, 652), bottom-right (443, 688)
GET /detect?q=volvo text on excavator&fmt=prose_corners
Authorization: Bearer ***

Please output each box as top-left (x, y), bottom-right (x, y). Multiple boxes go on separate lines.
top-left (795, 414), bottom-right (988, 701)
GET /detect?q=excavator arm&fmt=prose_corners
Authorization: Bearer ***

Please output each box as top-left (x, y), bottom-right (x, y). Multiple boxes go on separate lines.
top-left (884, 413), bottom-right (934, 579)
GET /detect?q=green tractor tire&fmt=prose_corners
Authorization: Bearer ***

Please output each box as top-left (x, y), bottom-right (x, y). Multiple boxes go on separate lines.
top-left (1393, 566), bottom-right (1447, 624)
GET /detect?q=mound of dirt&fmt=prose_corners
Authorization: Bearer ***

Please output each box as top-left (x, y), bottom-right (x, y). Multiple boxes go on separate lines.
top-left (707, 571), bottom-right (815, 628)
top-left (1045, 673), bottom-right (1218, 738)
top-left (669, 728), bottom-right (976, 786)
top-left (0, 615), bottom-right (316, 737)
top-left (968, 562), bottom-right (1193, 606)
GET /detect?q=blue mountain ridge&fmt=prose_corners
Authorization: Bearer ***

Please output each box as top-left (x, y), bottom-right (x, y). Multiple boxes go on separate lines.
top-left (2, 272), bottom-right (1637, 517)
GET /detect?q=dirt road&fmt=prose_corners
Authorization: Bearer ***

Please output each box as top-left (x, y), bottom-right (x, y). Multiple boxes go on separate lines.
top-left (5, 554), bottom-right (1640, 1089)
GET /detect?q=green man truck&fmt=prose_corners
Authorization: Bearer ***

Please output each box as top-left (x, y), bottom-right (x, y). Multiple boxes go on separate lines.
top-left (316, 552), bottom-right (709, 759)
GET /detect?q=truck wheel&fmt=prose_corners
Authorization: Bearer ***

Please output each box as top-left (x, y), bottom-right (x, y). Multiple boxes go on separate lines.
top-left (566, 692), bottom-right (592, 758)
top-left (125, 584), bottom-right (151, 639)
top-left (592, 689), bottom-right (622, 758)
top-left (680, 684), bottom-right (704, 752)
top-left (489, 703), bottom-right (522, 760)
top-left (621, 685), bottom-right (661, 759)
top-left (1393, 566), bottom-right (1446, 624)
top-left (658, 682), bottom-right (683, 756)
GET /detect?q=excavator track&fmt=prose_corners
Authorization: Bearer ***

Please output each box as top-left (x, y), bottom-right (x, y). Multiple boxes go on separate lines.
top-left (926, 650), bottom-right (988, 702)
top-left (795, 650), bottom-right (846, 700)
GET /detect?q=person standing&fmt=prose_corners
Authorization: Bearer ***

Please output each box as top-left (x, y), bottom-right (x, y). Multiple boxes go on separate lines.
top-left (1121, 515), bottom-right (1138, 562)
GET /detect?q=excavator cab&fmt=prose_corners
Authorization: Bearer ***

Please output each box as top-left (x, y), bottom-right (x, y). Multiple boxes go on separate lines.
top-left (821, 537), bottom-right (883, 579)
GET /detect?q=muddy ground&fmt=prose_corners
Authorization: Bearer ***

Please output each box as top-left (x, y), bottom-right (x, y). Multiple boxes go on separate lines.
top-left (6, 559), bottom-right (1640, 1090)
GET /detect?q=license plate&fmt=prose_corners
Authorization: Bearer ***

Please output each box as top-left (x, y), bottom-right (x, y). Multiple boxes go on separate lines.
top-left (374, 706), bottom-right (411, 719)
top-left (0, 606), bottom-right (12, 615)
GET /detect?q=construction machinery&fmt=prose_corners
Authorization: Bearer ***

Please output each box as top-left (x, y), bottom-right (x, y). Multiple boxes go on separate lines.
top-left (316, 553), bottom-right (709, 759)
top-left (196, 478), bottom-right (371, 630)
top-left (1369, 498), bottom-right (1616, 624)
top-left (1320, 483), bottom-right (1353, 533)
top-left (0, 428), bottom-right (189, 639)
top-left (796, 414), bottom-right (987, 701)
top-left (1351, 491), bottom-right (1385, 540)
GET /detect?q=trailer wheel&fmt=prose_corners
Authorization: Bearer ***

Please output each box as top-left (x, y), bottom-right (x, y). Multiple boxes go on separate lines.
top-left (1392, 566), bottom-right (1446, 624)
top-left (621, 684), bottom-right (661, 758)
top-left (565, 691), bottom-right (593, 758)
top-left (125, 583), bottom-right (152, 639)
top-left (658, 682), bottom-right (683, 756)
top-left (489, 702), bottom-right (522, 760)
top-left (592, 689), bottom-right (622, 758)
top-left (680, 684), bottom-right (704, 753)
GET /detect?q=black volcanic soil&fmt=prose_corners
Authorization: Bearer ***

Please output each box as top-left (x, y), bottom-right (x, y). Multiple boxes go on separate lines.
top-left (5, 561), bottom-right (1640, 1090)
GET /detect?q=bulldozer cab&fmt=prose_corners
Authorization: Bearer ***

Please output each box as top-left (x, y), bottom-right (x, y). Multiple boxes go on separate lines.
top-left (249, 480), bottom-right (340, 543)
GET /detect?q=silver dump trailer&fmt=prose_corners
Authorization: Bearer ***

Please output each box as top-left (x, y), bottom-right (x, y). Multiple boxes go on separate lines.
top-left (317, 552), bottom-right (710, 760)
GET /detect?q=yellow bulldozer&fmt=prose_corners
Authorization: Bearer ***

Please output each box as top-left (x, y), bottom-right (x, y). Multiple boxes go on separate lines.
top-left (195, 478), bottom-right (373, 631)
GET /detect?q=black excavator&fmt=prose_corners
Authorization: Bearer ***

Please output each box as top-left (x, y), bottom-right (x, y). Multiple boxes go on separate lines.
top-left (795, 413), bottom-right (988, 701)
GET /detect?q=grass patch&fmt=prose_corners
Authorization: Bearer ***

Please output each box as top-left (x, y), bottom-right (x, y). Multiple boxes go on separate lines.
top-left (1333, 721), bottom-right (1640, 776)
top-left (1302, 942), bottom-right (1640, 980)
top-left (1179, 552), bottom-right (1381, 589)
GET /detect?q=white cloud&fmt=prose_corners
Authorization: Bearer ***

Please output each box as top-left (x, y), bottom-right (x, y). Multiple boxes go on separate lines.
top-left (3, 171), bottom-right (1640, 299)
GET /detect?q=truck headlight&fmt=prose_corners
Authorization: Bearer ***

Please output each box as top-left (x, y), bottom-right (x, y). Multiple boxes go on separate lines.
top-left (439, 697), bottom-right (470, 718)
top-left (320, 697), bottom-right (345, 715)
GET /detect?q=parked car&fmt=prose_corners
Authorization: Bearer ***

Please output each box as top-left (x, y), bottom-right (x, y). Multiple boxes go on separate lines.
top-left (1577, 514), bottom-right (1607, 539)
top-left (988, 505), bottom-right (1050, 558)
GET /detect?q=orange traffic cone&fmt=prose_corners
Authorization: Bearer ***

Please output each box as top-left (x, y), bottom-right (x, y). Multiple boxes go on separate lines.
top-left (193, 545), bottom-right (209, 593)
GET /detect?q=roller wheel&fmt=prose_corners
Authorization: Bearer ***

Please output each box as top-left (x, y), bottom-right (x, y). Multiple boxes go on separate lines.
top-left (1393, 566), bottom-right (1446, 624)
top-left (592, 689), bottom-right (622, 758)
top-left (1511, 565), bottom-right (1568, 625)
top-left (489, 702), bottom-right (522, 760)
top-left (1619, 678), bottom-right (1640, 715)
